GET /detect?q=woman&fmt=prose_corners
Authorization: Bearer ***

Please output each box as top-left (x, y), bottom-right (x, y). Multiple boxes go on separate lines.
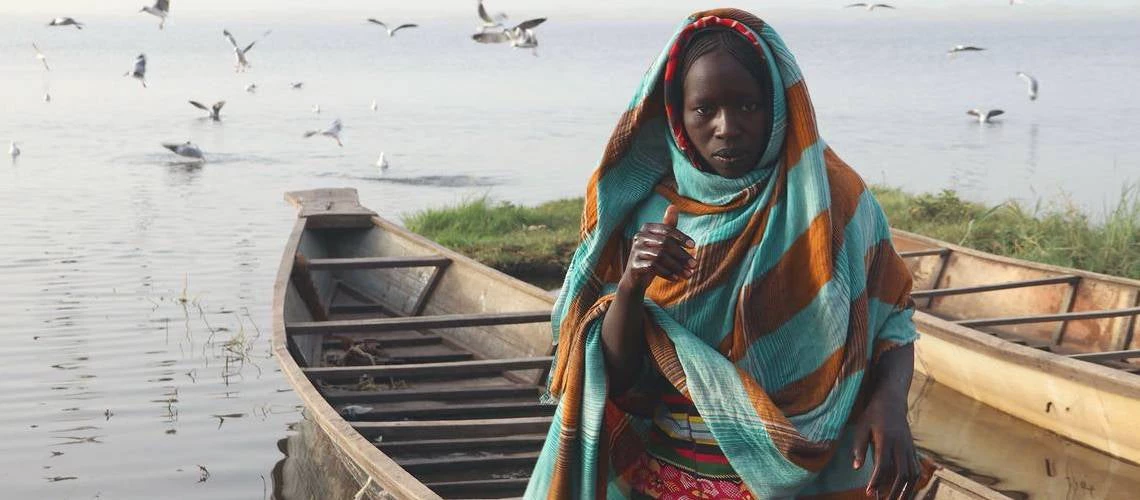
top-left (528, 8), bottom-right (927, 499)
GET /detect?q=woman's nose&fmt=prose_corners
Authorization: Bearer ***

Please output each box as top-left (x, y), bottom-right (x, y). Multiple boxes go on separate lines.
top-left (713, 109), bottom-right (743, 139)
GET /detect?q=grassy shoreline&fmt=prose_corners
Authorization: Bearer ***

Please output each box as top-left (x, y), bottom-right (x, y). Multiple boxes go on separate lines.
top-left (405, 187), bottom-right (1140, 287)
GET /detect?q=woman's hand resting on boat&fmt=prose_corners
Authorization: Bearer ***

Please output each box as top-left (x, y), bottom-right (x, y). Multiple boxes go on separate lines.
top-left (619, 204), bottom-right (697, 293)
top-left (851, 346), bottom-right (921, 499)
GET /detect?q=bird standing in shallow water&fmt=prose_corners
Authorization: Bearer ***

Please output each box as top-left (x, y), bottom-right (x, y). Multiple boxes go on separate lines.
top-left (377, 152), bottom-right (389, 174)
top-left (1016, 72), bottom-right (1039, 101)
top-left (125, 54), bottom-right (147, 88)
top-left (162, 141), bottom-right (204, 160)
top-left (140, 0), bottom-right (170, 30)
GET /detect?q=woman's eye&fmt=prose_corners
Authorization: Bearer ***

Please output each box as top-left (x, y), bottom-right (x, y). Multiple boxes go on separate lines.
top-left (694, 106), bottom-right (711, 116)
top-left (742, 102), bottom-right (761, 112)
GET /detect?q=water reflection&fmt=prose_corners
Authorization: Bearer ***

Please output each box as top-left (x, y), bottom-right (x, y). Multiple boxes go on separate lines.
top-left (909, 374), bottom-right (1140, 499)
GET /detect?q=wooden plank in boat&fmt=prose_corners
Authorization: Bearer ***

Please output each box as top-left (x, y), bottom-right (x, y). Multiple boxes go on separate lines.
top-left (304, 356), bottom-right (554, 381)
top-left (287, 311), bottom-right (552, 335)
top-left (322, 332), bottom-right (444, 348)
top-left (911, 275), bottom-right (1079, 299)
top-left (424, 478), bottom-right (529, 498)
top-left (306, 255), bottom-right (451, 270)
top-left (957, 306), bottom-right (1140, 328)
top-left (899, 248), bottom-right (950, 258)
top-left (396, 452), bottom-right (540, 473)
top-left (341, 400), bottom-right (554, 421)
top-left (377, 434), bottom-right (546, 455)
top-left (323, 384), bottom-right (539, 404)
top-left (1068, 349), bottom-right (1140, 363)
top-left (353, 416), bottom-right (553, 440)
top-left (285, 188), bottom-right (376, 228)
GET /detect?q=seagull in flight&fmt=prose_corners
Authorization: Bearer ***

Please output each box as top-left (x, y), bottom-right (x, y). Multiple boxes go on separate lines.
top-left (162, 141), bottom-right (204, 160)
top-left (223, 30), bottom-right (257, 72)
top-left (312, 104), bottom-right (321, 114)
top-left (845, 3), bottom-right (895, 10)
top-left (367, 19), bottom-right (419, 37)
top-left (304, 119), bottom-right (343, 147)
top-left (947, 45), bottom-right (985, 55)
top-left (48, 17), bottom-right (84, 29)
top-left (472, 17), bottom-right (546, 55)
top-left (290, 82), bottom-right (304, 90)
top-left (245, 83), bottom-right (257, 93)
top-left (1016, 72), bottom-right (1039, 101)
top-left (967, 109), bottom-right (1004, 124)
top-left (8, 142), bottom-right (20, 160)
top-left (140, 0), bottom-right (170, 30)
top-left (477, 0), bottom-right (509, 32)
top-left (32, 44), bottom-right (51, 71)
top-left (124, 54), bottom-right (147, 88)
top-left (370, 99), bottom-right (378, 111)
top-left (189, 100), bottom-right (225, 121)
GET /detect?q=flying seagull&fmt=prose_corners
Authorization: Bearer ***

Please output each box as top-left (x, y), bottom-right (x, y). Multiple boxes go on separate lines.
top-left (290, 82), bottom-right (304, 90)
top-left (304, 119), bottom-right (343, 146)
top-left (189, 100), bottom-right (225, 121)
top-left (947, 45), bottom-right (985, 55)
top-left (312, 104), bottom-right (321, 114)
top-left (367, 19), bottom-right (419, 37)
top-left (967, 109), bottom-right (1004, 124)
top-left (370, 99), bottom-right (378, 111)
top-left (472, 17), bottom-right (546, 55)
top-left (48, 17), bottom-right (84, 29)
top-left (223, 30), bottom-right (256, 72)
top-left (1016, 72), bottom-right (1039, 101)
top-left (8, 141), bottom-right (20, 160)
top-left (32, 43), bottom-right (50, 71)
top-left (377, 152), bottom-right (389, 173)
top-left (162, 141), bottom-right (204, 159)
top-left (124, 54), bottom-right (147, 88)
top-left (245, 83), bottom-right (257, 93)
top-left (845, 3), bottom-right (895, 10)
top-left (140, 0), bottom-right (170, 30)
top-left (44, 92), bottom-right (51, 103)
top-left (477, 0), bottom-right (509, 32)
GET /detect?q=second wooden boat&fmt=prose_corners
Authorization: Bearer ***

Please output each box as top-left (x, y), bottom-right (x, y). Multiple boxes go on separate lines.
top-left (894, 230), bottom-right (1140, 464)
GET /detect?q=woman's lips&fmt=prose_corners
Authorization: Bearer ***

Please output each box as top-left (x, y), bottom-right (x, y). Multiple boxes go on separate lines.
top-left (712, 148), bottom-right (747, 163)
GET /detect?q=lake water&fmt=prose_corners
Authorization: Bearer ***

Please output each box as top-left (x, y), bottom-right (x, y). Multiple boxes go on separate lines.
top-left (2, 4), bottom-right (1138, 499)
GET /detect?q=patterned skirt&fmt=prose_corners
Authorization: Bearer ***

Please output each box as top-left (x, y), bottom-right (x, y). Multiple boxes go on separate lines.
top-left (628, 387), bottom-right (754, 499)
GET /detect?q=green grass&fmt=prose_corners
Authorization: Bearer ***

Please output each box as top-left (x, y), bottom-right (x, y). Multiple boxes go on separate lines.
top-left (871, 185), bottom-right (1140, 279)
top-left (404, 197), bottom-right (583, 288)
top-left (405, 186), bottom-right (1140, 285)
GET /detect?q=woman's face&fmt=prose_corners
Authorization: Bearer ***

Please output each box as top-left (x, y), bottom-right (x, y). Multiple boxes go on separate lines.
top-left (681, 50), bottom-right (772, 178)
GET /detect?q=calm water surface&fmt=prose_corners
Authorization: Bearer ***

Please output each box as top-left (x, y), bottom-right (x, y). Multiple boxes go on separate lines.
top-left (2, 4), bottom-right (1138, 499)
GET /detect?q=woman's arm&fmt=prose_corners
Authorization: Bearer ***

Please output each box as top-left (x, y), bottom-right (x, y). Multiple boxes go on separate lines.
top-left (852, 343), bottom-right (919, 499)
top-left (601, 205), bottom-right (695, 396)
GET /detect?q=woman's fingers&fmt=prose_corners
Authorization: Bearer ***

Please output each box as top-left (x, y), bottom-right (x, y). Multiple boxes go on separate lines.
top-left (632, 248), bottom-right (689, 280)
top-left (866, 432), bottom-right (889, 497)
top-left (662, 204), bottom-right (679, 227)
top-left (640, 223), bottom-right (695, 248)
top-left (886, 447), bottom-right (907, 499)
top-left (851, 423), bottom-right (870, 470)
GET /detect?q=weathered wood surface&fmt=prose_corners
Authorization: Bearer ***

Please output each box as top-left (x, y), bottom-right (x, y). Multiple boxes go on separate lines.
top-left (351, 416), bottom-right (554, 440)
top-left (323, 384), bottom-right (538, 405)
top-left (306, 255), bottom-right (452, 271)
top-left (288, 311), bottom-right (552, 336)
top-left (285, 188), bottom-right (376, 228)
top-left (303, 357), bottom-right (554, 381)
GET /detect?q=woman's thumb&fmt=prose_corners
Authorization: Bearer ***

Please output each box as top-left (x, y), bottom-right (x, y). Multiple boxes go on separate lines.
top-left (663, 204), bottom-right (679, 228)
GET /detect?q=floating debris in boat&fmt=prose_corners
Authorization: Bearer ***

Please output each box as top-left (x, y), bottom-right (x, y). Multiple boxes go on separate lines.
top-left (339, 405), bottom-right (373, 418)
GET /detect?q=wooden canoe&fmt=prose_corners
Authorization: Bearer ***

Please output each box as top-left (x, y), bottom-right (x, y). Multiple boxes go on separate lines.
top-left (273, 188), bottom-right (1009, 499)
top-left (894, 230), bottom-right (1140, 465)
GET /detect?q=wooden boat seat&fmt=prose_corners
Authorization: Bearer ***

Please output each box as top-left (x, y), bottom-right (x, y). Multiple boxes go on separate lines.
top-left (305, 255), bottom-right (452, 270)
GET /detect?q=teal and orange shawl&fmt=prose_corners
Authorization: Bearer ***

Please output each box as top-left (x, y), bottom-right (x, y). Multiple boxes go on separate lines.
top-left (528, 9), bottom-right (919, 499)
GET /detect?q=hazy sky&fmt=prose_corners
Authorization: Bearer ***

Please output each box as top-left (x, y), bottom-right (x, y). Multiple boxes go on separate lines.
top-left (7, 1), bottom-right (1138, 21)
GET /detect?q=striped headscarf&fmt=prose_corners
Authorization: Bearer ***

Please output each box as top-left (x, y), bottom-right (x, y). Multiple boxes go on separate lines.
top-left (528, 9), bottom-right (919, 499)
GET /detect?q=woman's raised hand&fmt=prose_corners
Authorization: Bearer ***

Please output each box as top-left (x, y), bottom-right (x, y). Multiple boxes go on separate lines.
top-left (621, 204), bottom-right (697, 292)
